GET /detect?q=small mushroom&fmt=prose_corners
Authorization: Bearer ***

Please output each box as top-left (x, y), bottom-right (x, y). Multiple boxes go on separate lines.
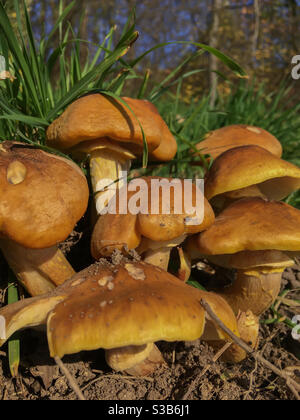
top-left (204, 145), bottom-right (300, 211)
top-left (91, 176), bottom-right (215, 271)
top-left (206, 310), bottom-right (259, 364)
top-left (0, 141), bottom-right (89, 296)
top-left (46, 94), bottom-right (177, 215)
top-left (0, 260), bottom-right (245, 374)
top-left (194, 124), bottom-right (282, 162)
top-left (185, 197), bottom-right (300, 316)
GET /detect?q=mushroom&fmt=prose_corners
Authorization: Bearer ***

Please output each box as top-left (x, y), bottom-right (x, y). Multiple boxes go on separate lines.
top-left (0, 141), bottom-right (89, 296)
top-left (185, 197), bottom-right (300, 316)
top-left (91, 176), bottom-right (215, 271)
top-left (206, 309), bottom-right (260, 364)
top-left (205, 145), bottom-right (300, 201)
top-left (46, 94), bottom-right (177, 215)
top-left (194, 124), bottom-right (282, 162)
top-left (204, 145), bottom-right (300, 212)
top-left (0, 259), bottom-right (246, 374)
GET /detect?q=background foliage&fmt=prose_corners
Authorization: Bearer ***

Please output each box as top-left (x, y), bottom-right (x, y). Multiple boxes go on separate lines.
top-left (0, 0), bottom-right (300, 207)
top-left (3, 0), bottom-right (299, 99)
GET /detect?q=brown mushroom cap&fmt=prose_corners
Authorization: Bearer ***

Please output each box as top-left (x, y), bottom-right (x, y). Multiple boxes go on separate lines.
top-left (190, 197), bottom-right (300, 255)
top-left (185, 248), bottom-right (294, 273)
top-left (0, 260), bottom-right (240, 358)
top-left (184, 198), bottom-right (300, 316)
top-left (47, 261), bottom-right (208, 356)
top-left (204, 145), bottom-right (300, 201)
top-left (195, 125), bottom-right (282, 160)
top-left (0, 141), bottom-right (89, 249)
top-left (46, 94), bottom-right (177, 161)
top-left (91, 176), bottom-right (215, 258)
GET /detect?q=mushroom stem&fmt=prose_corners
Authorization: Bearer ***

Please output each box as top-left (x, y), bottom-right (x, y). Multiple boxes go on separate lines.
top-left (219, 270), bottom-right (282, 316)
top-left (143, 247), bottom-right (171, 271)
top-left (139, 235), bottom-right (188, 271)
top-left (89, 149), bottom-right (131, 215)
top-left (0, 240), bottom-right (75, 296)
top-left (211, 185), bottom-right (267, 214)
top-left (177, 248), bottom-right (192, 282)
top-left (105, 343), bottom-right (166, 376)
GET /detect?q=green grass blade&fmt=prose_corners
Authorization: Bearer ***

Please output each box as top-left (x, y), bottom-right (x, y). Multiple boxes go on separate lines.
top-left (130, 41), bottom-right (247, 79)
top-left (0, 2), bottom-right (43, 116)
top-left (44, 0), bottom-right (75, 50)
top-left (120, 6), bottom-right (136, 40)
top-left (99, 90), bottom-right (149, 167)
top-left (89, 25), bottom-right (117, 70)
top-left (149, 50), bottom-right (204, 100)
top-left (7, 270), bottom-right (20, 378)
top-left (0, 114), bottom-right (48, 126)
top-left (137, 69), bottom-right (150, 99)
top-left (46, 31), bottom-right (139, 121)
top-left (187, 279), bottom-right (207, 291)
top-left (22, 0), bottom-right (47, 110)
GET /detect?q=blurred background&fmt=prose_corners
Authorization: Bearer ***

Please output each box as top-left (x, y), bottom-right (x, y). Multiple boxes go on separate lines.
top-left (3, 0), bottom-right (300, 100)
top-left (1, 0), bottom-right (300, 199)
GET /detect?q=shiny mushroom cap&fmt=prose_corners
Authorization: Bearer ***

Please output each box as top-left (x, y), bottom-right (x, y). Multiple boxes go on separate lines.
top-left (46, 94), bottom-right (177, 161)
top-left (0, 260), bottom-right (240, 358)
top-left (188, 197), bottom-right (300, 256)
top-left (91, 176), bottom-right (215, 258)
top-left (204, 145), bottom-right (300, 201)
top-left (185, 198), bottom-right (300, 316)
top-left (0, 141), bottom-right (89, 249)
top-left (195, 125), bottom-right (282, 160)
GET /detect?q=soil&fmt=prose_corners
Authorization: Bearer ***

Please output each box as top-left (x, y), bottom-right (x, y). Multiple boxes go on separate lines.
top-left (0, 212), bottom-right (299, 401)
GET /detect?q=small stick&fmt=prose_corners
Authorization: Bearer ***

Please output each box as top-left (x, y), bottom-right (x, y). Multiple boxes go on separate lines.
top-left (54, 356), bottom-right (86, 401)
top-left (182, 341), bottom-right (232, 400)
top-left (200, 298), bottom-right (300, 399)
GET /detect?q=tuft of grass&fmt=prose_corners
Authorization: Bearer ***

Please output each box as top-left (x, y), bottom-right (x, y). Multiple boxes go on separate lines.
top-left (154, 80), bottom-right (300, 208)
top-left (0, 0), bottom-right (245, 169)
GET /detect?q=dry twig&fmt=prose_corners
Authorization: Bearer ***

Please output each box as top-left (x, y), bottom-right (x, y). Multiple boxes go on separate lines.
top-left (200, 298), bottom-right (300, 400)
top-left (54, 356), bottom-right (85, 401)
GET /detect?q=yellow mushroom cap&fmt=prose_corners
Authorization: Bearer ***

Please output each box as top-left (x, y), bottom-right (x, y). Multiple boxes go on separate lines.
top-left (190, 197), bottom-right (300, 256)
top-left (91, 176), bottom-right (215, 258)
top-left (195, 124), bottom-right (282, 160)
top-left (0, 141), bottom-right (89, 249)
top-left (204, 145), bottom-right (300, 201)
top-left (0, 260), bottom-right (240, 358)
top-left (46, 94), bottom-right (177, 161)
top-left (47, 261), bottom-right (208, 357)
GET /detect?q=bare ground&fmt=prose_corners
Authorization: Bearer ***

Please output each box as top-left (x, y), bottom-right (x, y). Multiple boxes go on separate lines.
top-left (0, 216), bottom-right (299, 401)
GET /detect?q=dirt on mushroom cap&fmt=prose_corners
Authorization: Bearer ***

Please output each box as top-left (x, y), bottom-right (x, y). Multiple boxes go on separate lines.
top-left (0, 257), bottom-right (240, 360)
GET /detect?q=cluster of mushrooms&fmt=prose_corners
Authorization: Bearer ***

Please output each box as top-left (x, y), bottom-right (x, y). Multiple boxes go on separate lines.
top-left (0, 93), bottom-right (300, 377)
